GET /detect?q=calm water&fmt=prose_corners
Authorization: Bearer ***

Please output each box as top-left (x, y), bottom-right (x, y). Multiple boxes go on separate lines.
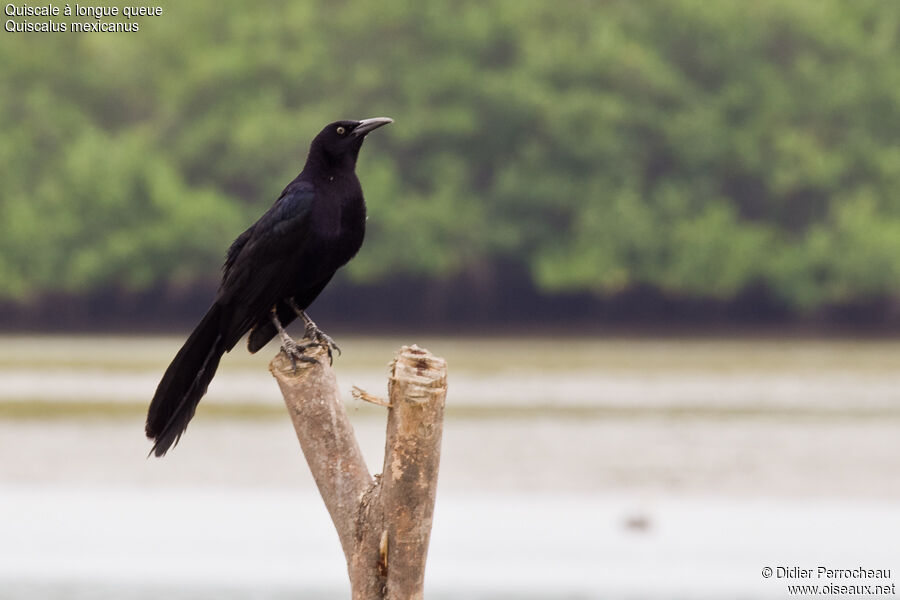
top-left (1, 335), bottom-right (899, 598)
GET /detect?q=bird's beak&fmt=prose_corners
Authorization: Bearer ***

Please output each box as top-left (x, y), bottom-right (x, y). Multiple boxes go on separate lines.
top-left (352, 117), bottom-right (394, 137)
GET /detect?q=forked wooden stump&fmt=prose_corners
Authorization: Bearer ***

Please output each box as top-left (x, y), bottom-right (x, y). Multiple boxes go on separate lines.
top-left (270, 344), bottom-right (447, 600)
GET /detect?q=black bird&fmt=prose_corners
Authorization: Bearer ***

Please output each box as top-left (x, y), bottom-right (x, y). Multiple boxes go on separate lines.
top-left (145, 117), bottom-right (393, 457)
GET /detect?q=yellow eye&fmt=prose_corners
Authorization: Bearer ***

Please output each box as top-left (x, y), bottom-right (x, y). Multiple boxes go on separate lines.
top-left (336, 126), bottom-right (346, 135)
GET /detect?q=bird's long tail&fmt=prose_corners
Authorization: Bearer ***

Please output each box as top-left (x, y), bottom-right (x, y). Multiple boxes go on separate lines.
top-left (146, 303), bottom-right (227, 456)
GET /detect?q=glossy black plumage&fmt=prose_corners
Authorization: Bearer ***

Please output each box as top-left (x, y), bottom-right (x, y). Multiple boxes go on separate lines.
top-left (146, 118), bottom-right (392, 456)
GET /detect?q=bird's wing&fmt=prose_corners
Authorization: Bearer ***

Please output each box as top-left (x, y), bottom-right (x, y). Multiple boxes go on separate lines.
top-left (217, 180), bottom-right (318, 347)
top-left (222, 224), bottom-right (255, 285)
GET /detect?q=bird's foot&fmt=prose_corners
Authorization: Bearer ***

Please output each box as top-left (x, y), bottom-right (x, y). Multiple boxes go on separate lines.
top-left (280, 336), bottom-right (319, 373)
top-left (286, 302), bottom-right (341, 365)
top-left (302, 322), bottom-right (341, 365)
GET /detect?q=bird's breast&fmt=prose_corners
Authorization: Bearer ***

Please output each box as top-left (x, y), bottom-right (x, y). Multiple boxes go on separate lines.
top-left (309, 193), bottom-right (366, 268)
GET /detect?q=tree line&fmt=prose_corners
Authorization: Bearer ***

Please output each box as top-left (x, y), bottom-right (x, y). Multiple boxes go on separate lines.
top-left (2, 0), bottom-right (899, 321)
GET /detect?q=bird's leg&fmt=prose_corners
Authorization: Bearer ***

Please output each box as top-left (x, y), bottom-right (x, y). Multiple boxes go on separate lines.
top-left (270, 307), bottom-right (317, 372)
top-left (288, 298), bottom-right (341, 363)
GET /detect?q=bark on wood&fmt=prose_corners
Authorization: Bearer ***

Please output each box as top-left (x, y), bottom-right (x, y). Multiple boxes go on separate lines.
top-left (270, 344), bottom-right (447, 600)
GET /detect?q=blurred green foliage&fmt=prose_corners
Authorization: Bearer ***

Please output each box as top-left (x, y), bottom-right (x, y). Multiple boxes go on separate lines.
top-left (2, 0), bottom-right (900, 311)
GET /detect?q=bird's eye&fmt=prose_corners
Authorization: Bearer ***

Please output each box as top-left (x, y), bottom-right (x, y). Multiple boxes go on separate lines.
top-left (336, 126), bottom-right (346, 135)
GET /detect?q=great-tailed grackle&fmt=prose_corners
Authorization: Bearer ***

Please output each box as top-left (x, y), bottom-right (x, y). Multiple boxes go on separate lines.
top-left (145, 117), bottom-right (393, 456)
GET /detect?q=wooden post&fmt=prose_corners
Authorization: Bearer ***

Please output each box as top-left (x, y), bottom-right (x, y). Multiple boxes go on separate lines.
top-left (270, 344), bottom-right (447, 599)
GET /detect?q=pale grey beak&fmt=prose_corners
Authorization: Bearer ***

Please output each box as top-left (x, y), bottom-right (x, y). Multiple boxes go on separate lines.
top-left (352, 117), bottom-right (394, 137)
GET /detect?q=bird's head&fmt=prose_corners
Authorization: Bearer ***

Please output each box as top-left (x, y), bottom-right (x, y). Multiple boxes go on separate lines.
top-left (308, 117), bottom-right (393, 172)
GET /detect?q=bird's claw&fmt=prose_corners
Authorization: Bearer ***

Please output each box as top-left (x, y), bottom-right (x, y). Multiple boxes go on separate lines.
top-left (280, 338), bottom-right (319, 373)
top-left (303, 324), bottom-right (340, 365)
